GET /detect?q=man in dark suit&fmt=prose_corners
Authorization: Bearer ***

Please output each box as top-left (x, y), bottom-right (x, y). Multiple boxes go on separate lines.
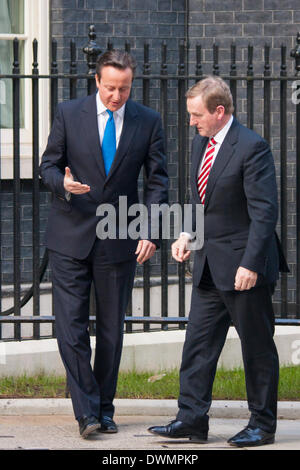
top-left (148, 76), bottom-right (288, 447)
top-left (40, 50), bottom-right (168, 438)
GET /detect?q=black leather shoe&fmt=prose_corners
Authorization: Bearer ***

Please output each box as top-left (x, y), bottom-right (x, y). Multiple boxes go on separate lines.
top-left (148, 420), bottom-right (208, 442)
top-left (98, 416), bottom-right (118, 434)
top-left (78, 416), bottom-right (100, 438)
top-left (228, 427), bottom-right (275, 447)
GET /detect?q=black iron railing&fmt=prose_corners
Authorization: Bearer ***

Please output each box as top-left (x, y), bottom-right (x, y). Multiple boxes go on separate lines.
top-left (0, 26), bottom-right (300, 341)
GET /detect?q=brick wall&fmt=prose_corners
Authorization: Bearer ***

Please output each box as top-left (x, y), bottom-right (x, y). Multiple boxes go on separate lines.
top-left (51, 0), bottom-right (186, 78)
top-left (1, 0), bottom-right (299, 313)
top-left (0, 181), bottom-right (51, 285)
top-left (186, 0), bottom-right (300, 307)
top-left (49, 0), bottom-right (300, 307)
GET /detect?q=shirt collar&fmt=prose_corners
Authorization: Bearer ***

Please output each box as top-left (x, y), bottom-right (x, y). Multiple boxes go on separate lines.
top-left (96, 92), bottom-right (126, 119)
top-left (212, 115), bottom-right (233, 145)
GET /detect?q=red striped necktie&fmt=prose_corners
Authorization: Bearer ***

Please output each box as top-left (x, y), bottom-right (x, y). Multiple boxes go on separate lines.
top-left (197, 137), bottom-right (217, 203)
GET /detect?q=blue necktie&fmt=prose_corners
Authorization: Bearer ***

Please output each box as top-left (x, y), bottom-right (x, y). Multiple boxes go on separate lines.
top-left (102, 109), bottom-right (116, 175)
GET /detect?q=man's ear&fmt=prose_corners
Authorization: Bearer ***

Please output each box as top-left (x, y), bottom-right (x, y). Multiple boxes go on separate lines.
top-left (95, 73), bottom-right (100, 86)
top-left (216, 105), bottom-right (225, 119)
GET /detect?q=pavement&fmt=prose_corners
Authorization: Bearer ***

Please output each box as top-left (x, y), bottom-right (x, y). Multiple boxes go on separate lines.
top-left (0, 399), bottom-right (300, 452)
top-left (0, 414), bottom-right (300, 452)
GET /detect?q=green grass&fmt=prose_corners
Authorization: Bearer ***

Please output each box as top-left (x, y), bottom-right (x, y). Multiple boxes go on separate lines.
top-left (0, 366), bottom-right (299, 400)
top-left (116, 370), bottom-right (180, 399)
top-left (0, 372), bottom-right (67, 398)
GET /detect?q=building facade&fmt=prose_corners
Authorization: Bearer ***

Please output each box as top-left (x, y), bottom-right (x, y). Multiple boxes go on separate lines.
top-left (0, 0), bottom-right (299, 320)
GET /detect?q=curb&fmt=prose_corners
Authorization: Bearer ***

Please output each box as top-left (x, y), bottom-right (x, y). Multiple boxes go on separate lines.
top-left (1, 326), bottom-right (299, 376)
top-left (0, 398), bottom-right (300, 420)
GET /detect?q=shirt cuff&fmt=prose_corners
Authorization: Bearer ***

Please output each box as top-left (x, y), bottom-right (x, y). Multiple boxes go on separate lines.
top-left (179, 232), bottom-right (193, 240)
top-left (65, 191), bottom-right (71, 202)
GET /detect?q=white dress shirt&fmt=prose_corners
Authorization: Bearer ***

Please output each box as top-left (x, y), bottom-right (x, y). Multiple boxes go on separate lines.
top-left (65, 93), bottom-right (126, 200)
top-left (197, 115), bottom-right (233, 177)
top-left (181, 115), bottom-right (233, 240)
top-left (96, 91), bottom-right (125, 149)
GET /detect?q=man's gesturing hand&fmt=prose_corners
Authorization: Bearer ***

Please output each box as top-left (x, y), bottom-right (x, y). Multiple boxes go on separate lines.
top-left (64, 167), bottom-right (90, 194)
top-left (235, 266), bottom-right (257, 291)
top-left (171, 234), bottom-right (191, 263)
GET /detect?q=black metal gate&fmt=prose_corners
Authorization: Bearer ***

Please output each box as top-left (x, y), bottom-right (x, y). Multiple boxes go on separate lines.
top-left (1, 26), bottom-right (300, 341)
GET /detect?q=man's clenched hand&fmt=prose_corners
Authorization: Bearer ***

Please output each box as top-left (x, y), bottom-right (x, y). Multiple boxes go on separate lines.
top-left (135, 240), bottom-right (157, 264)
top-left (235, 266), bottom-right (258, 291)
top-left (171, 234), bottom-right (191, 263)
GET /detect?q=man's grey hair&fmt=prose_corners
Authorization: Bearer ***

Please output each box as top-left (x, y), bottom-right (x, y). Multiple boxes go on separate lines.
top-left (186, 75), bottom-right (234, 115)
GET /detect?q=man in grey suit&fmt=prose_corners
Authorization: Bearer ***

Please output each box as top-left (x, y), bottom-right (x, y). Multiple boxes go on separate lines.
top-left (148, 76), bottom-right (288, 447)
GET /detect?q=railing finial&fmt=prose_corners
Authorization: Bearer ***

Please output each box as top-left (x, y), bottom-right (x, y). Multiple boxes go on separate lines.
top-left (83, 24), bottom-right (102, 76)
top-left (291, 32), bottom-right (300, 75)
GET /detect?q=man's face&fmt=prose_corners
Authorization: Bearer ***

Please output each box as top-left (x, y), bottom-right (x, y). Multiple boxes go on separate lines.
top-left (187, 95), bottom-right (224, 137)
top-left (95, 65), bottom-right (133, 112)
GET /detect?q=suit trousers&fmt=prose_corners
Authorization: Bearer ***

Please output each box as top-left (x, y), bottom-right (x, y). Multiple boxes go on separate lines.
top-left (176, 262), bottom-right (279, 434)
top-left (48, 239), bottom-right (136, 421)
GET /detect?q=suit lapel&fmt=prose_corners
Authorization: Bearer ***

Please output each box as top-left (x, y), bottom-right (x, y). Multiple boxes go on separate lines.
top-left (105, 99), bottom-right (139, 184)
top-left (204, 118), bottom-right (239, 210)
top-left (81, 93), bottom-right (106, 180)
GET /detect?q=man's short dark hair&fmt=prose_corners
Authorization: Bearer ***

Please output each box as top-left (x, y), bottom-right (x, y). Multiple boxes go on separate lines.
top-left (96, 50), bottom-right (136, 79)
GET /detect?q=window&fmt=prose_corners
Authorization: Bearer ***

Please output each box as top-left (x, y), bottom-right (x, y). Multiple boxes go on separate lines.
top-left (0, 0), bottom-right (50, 178)
top-left (0, 0), bottom-right (25, 128)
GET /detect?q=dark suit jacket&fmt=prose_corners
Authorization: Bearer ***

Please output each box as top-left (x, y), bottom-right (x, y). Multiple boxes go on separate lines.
top-left (190, 117), bottom-right (289, 291)
top-left (40, 94), bottom-right (168, 262)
